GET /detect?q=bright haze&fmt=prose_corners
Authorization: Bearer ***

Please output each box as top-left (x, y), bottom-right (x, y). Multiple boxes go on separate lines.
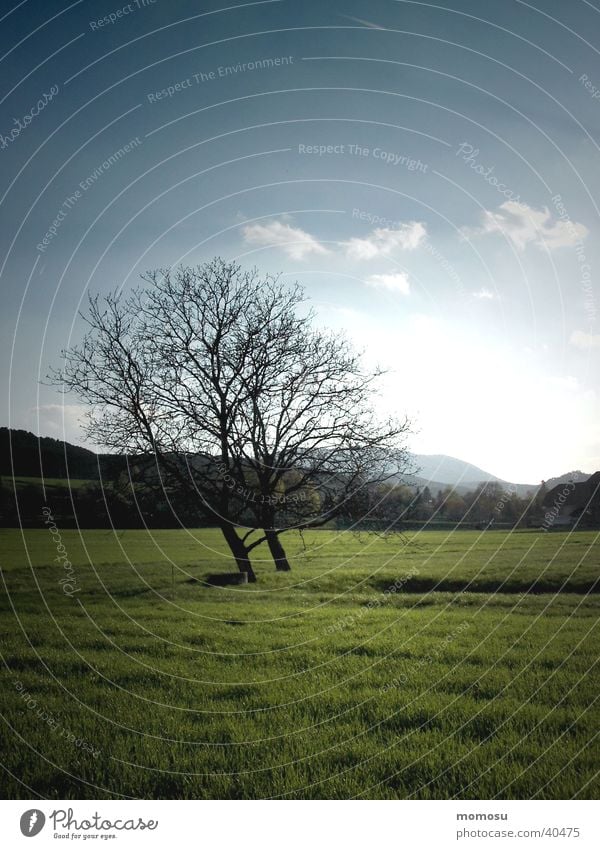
top-left (1, 0), bottom-right (598, 484)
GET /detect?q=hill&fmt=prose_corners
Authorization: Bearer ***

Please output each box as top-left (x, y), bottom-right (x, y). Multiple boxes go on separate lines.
top-left (408, 453), bottom-right (540, 496)
top-left (0, 428), bottom-right (130, 481)
top-left (544, 470), bottom-right (591, 489)
top-left (0, 428), bottom-right (591, 500)
top-left (410, 453), bottom-right (501, 486)
top-left (0, 427), bottom-right (99, 479)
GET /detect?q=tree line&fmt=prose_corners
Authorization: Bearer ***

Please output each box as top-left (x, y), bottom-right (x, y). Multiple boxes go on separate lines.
top-left (0, 474), bottom-right (544, 533)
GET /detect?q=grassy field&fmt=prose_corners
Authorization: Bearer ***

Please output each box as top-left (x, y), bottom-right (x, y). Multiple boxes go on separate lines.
top-left (0, 526), bottom-right (598, 799)
top-left (0, 476), bottom-right (94, 490)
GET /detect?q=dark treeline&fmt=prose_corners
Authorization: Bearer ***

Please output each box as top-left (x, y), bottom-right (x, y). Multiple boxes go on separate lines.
top-left (0, 428), bottom-right (197, 528)
top-left (0, 472), bottom-right (212, 529)
top-left (0, 476), bottom-right (544, 530)
top-left (356, 481), bottom-right (543, 530)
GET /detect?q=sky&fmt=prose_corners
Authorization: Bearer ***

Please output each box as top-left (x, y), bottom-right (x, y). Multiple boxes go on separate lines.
top-left (1, 0), bottom-right (599, 484)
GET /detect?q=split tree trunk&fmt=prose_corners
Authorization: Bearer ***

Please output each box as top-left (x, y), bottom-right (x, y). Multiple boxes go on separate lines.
top-left (265, 529), bottom-right (291, 571)
top-left (220, 523), bottom-right (257, 582)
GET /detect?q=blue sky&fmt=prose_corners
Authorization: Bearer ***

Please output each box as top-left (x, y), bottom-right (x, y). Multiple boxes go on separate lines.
top-left (1, 0), bottom-right (599, 483)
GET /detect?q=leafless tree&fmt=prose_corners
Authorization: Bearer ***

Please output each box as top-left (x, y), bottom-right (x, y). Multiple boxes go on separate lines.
top-left (232, 302), bottom-right (413, 568)
top-left (51, 259), bottom-right (412, 580)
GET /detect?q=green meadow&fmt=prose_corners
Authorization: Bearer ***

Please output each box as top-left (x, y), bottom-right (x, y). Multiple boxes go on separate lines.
top-left (0, 476), bottom-right (94, 490)
top-left (0, 527), bottom-right (598, 799)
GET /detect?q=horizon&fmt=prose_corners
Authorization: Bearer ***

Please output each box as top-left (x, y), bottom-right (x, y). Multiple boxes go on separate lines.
top-left (1, 423), bottom-right (594, 487)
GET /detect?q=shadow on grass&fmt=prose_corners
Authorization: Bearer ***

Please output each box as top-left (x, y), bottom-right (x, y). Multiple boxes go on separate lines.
top-left (371, 577), bottom-right (600, 595)
top-left (187, 573), bottom-right (249, 588)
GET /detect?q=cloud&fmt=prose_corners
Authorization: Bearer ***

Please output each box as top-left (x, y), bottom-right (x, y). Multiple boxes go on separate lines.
top-left (242, 220), bottom-right (329, 260)
top-left (341, 15), bottom-right (386, 30)
top-left (472, 288), bottom-right (496, 299)
top-left (344, 222), bottom-right (426, 259)
top-left (366, 272), bottom-right (410, 295)
top-left (241, 217), bottom-right (427, 262)
top-left (29, 404), bottom-right (90, 445)
top-left (549, 374), bottom-right (580, 392)
top-left (570, 329), bottom-right (600, 350)
top-left (463, 201), bottom-right (588, 251)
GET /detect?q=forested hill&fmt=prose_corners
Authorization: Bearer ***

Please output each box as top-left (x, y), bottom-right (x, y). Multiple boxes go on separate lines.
top-left (0, 427), bottom-right (101, 479)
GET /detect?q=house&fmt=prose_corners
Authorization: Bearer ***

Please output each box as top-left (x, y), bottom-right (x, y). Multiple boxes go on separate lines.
top-left (540, 472), bottom-right (600, 529)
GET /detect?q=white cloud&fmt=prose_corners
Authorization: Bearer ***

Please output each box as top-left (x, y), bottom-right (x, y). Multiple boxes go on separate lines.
top-left (29, 404), bottom-right (90, 445)
top-left (344, 222), bottom-right (426, 259)
top-left (472, 288), bottom-right (496, 299)
top-left (242, 220), bottom-right (329, 260)
top-left (366, 272), bottom-right (410, 295)
top-left (463, 201), bottom-right (588, 251)
top-left (549, 374), bottom-right (580, 392)
top-left (341, 15), bottom-right (385, 29)
top-left (241, 217), bottom-right (427, 262)
top-left (570, 329), bottom-right (600, 350)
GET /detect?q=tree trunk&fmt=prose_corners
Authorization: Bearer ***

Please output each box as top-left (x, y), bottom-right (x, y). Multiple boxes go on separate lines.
top-left (265, 529), bottom-right (291, 571)
top-left (220, 523), bottom-right (257, 582)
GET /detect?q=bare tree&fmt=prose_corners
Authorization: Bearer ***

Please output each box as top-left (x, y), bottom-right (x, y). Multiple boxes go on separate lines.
top-left (51, 259), bottom-right (412, 580)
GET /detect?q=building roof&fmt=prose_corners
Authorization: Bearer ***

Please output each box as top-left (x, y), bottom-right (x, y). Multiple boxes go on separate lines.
top-left (543, 472), bottom-right (600, 518)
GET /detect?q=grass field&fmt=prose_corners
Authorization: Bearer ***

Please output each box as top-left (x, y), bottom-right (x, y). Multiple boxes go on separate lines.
top-left (0, 527), bottom-right (598, 799)
top-left (0, 476), bottom-right (94, 491)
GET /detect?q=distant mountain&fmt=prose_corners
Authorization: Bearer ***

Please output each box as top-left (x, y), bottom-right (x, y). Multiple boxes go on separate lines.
top-left (407, 454), bottom-right (593, 498)
top-left (404, 474), bottom-right (498, 497)
top-left (410, 453), bottom-right (502, 486)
